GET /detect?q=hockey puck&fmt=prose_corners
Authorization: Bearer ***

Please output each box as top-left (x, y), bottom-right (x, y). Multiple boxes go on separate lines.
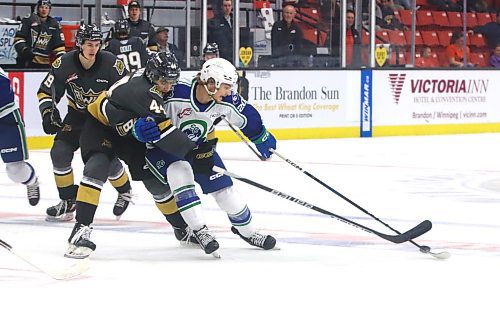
top-left (419, 246), bottom-right (431, 253)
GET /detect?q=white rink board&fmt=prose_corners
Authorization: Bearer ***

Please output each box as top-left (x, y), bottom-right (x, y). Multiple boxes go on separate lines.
top-left (373, 70), bottom-right (500, 126)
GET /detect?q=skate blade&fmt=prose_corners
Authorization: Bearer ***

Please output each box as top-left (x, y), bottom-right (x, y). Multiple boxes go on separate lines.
top-left (211, 251), bottom-right (221, 259)
top-left (64, 245), bottom-right (93, 259)
top-left (45, 213), bottom-right (75, 222)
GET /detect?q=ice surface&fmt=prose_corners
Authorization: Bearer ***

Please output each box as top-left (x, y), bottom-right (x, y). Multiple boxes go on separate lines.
top-left (1, 134), bottom-right (499, 315)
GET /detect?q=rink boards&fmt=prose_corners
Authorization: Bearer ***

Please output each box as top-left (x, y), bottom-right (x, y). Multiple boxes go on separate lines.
top-left (5, 69), bottom-right (500, 149)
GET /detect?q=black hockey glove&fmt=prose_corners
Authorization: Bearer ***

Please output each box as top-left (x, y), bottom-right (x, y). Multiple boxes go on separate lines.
top-left (41, 107), bottom-right (63, 135)
top-left (186, 138), bottom-right (218, 174)
top-left (20, 47), bottom-right (34, 62)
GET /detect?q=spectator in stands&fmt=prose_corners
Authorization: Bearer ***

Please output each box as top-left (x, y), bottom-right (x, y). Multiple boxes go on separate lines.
top-left (383, 0), bottom-right (405, 11)
top-left (428, 0), bottom-right (462, 12)
top-left (126, 0), bottom-right (157, 52)
top-left (472, 13), bottom-right (500, 49)
top-left (467, 0), bottom-right (491, 13)
top-left (376, 0), bottom-right (404, 30)
top-left (415, 46), bottom-right (439, 67)
top-left (155, 26), bottom-right (185, 67)
top-left (327, 9), bottom-right (361, 67)
top-left (271, 5), bottom-right (304, 58)
top-left (13, 0), bottom-right (65, 68)
top-left (208, 0), bottom-right (234, 62)
top-left (446, 32), bottom-right (474, 67)
top-left (489, 43), bottom-right (500, 68)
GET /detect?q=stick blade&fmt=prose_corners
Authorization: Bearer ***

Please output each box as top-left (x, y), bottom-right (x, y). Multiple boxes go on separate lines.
top-left (48, 258), bottom-right (91, 280)
top-left (382, 220), bottom-right (432, 244)
top-left (429, 251), bottom-right (451, 260)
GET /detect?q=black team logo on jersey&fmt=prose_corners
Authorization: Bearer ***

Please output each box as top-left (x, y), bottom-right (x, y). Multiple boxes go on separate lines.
top-left (30, 29), bottom-right (52, 50)
top-left (113, 60), bottom-right (126, 76)
top-left (68, 82), bottom-right (102, 109)
top-left (101, 139), bottom-right (113, 149)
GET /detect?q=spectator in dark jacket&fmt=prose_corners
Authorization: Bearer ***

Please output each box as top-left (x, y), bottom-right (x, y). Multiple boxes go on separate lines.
top-left (208, 0), bottom-right (234, 62)
top-left (376, 0), bottom-right (404, 30)
top-left (271, 5), bottom-right (304, 58)
top-left (126, 0), bottom-right (157, 52)
top-left (155, 26), bottom-right (185, 67)
top-left (472, 13), bottom-right (500, 49)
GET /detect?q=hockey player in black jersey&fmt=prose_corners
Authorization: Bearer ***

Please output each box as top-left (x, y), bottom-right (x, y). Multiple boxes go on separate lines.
top-left (37, 24), bottom-right (133, 222)
top-left (66, 52), bottom-right (220, 259)
top-left (126, 1), bottom-right (158, 52)
top-left (13, 0), bottom-right (65, 68)
top-left (105, 19), bottom-right (148, 72)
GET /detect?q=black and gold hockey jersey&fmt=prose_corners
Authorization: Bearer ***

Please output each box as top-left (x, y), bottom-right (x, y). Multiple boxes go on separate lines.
top-left (87, 69), bottom-right (195, 158)
top-left (105, 37), bottom-right (149, 72)
top-left (127, 19), bottom-right (158, 52)
top-left (37, 50), bottom-right (127, 114)
top-left (14, 14), bottom-right (65, 66)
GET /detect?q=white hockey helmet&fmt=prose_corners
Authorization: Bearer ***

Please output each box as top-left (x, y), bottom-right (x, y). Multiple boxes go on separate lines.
top-left (199, 58), bottom-right (238, 90)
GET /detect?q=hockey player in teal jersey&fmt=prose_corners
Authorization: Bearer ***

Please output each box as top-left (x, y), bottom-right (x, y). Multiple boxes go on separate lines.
top-left (147, 57), bottom-right (277, 249)
top-left (0, 67), bottom-right (40, 206)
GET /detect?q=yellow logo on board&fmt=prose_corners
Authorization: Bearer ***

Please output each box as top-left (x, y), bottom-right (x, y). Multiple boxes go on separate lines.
top-left (239, 47), bottom-right (253, 66)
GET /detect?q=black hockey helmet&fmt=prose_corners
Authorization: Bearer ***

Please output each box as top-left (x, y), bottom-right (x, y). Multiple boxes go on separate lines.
top-left (114, 19), bottom-right (130, 39)
top-left (36, 0), bottom-right (51, 13)
top-left (76, 23), bottom-right (102, 48)
top-left (36, 0), bottom-right (51, 8)
top-left (203, 42), bottom-right (219, 58)
top-left (145, 52), bottom-right (181, 84)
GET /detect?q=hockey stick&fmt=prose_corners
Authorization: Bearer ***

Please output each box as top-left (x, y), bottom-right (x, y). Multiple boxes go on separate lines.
top-left (270, 149), bottom-right (451, 260)
top-left (214, 115), bottom-right (265, 161)
top-left (0, 238), bottom-right (90, 280)
top-left (213, 166), bottom-right (432, 244)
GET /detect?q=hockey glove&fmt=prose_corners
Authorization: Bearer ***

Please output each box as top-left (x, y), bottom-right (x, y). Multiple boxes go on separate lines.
top-left (20, 47), bottom-right (34, 62)
top-left (41, 107), bottom-right (62, 135)
top-left (250, 126), bottom-right (276, 159)
top-left (186, 138), bottom-right (218, 174)
top-left (132, 116), bottom-right (161, 142)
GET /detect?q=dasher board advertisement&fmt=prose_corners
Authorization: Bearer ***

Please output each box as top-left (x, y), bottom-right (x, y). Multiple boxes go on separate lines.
top-left (245, 70), bottom-right (360, 129)
top-left (373, 70), bottom-right (500, 127)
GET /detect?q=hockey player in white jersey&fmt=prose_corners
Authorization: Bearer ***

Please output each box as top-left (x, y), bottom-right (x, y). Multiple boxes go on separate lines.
top-left (148, 57), bottom-right (277, 249)
top-left (0, 67), bottom-right (40, 206)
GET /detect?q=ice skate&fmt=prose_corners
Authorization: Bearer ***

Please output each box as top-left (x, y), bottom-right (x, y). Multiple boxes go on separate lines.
top-left (65, 222), bottom-right (96, 259)
top-left (231, 226), bottom-right (277, 250)
top-left (173, 225), bottom-right (199, 246)
top-left (192, 225), bottom-right (220, 258)
top-left (46, 198), bottom-right (76, 222)
top-left (26, 177), bottom-right (40, 206)
top-left (113, 190), bottom-right (133, 220)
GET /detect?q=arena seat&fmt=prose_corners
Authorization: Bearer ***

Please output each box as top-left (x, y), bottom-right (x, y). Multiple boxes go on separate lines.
top-left (421, 30), bottom-right (440, 47)
top-left (431, 11), bottom-right (449, 27)
top-left (447, 12), bottom-right (463, 28)
top-left (404, 30), bottom-right (423, 46)
top-left (476, 12), bottom-right (492, 26)
top-left (388, 30), bottom-right (406, 46)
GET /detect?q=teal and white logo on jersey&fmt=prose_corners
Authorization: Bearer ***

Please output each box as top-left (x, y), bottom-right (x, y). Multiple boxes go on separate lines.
top-left (180, 120), bottom-right (208, 143)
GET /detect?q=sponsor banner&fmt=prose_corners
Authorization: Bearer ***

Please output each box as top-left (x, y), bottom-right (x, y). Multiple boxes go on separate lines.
top-left (0, 24), bottom-right (19, 65)
top-left (373, 70), bottom-right (500, 126)
top-left (360, 69), bottom-right (372, 137)
top-left (244, 70), bottom-right (359, 129)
